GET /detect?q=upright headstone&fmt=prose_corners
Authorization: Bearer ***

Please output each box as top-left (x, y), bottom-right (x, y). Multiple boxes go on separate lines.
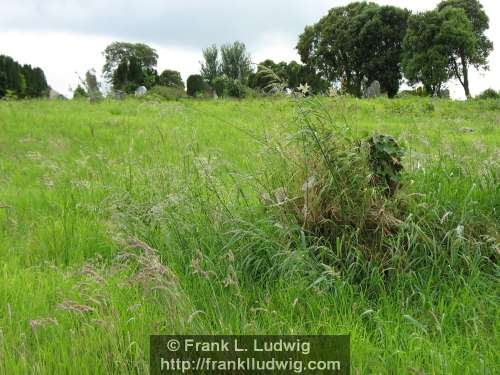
top-left (85, 69), bottom-right (102, 103)
top-left (114, 90), bottom-right (125, 100)
top-left (364, 80), bottom-right (381, 98)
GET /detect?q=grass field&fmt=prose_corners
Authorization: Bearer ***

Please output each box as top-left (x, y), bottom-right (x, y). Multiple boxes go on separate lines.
top-left (0, 96), bottom-right (498, 374)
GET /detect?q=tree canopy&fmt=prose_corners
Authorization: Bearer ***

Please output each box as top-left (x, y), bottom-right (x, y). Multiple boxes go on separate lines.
top-left (437, 0), bottom-right (493, 97)
top-left (403, 0), bottom-right (492, 98)
top-left (297, 2), bottom-right (409, 97)
top-left (200, 45), bottom-right (221, 84)
top-left (402, 10), bottom-right (452, 96)
top-left (220, 42), bottom-right (252, 83)
top-left (0, 55), bottom-right (48, 98)
top-left (158, 69), bottom-right (184, 89)
top-left (249, 59), bottom-right (328, 94)
top-left (103, 42), bottom-right (159, 91)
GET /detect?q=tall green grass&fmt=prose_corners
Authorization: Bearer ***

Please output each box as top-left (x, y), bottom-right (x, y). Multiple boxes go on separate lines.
top-left (0, 97), bottom-right (498, 374)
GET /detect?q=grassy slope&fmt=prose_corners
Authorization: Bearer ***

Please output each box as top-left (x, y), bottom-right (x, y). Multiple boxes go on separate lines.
top-left (0, 97), bottom-right (498, 374)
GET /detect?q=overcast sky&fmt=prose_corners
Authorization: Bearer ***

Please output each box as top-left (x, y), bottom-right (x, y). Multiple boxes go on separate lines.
top-left (0, 0), bottom-right (498, 98)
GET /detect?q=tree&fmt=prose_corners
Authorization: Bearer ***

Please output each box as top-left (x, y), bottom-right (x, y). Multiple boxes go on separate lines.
top-left (250, 60), bottom-right (284, 91)
top-left (477, 88), bottom-right (499, 99)
top-left (249, 59), bottom-right (328, 94)
top-left (355, 5), bottom-right (409, 97)
top-left (297, 2), bottom-right (409, 97)
top-left (159, 69), bottom-right (184, 89)
top-left (102, 42), bottom-right (159, 90)
top-left (0, 55), bottom-right (23, 97)
top-left (21, 64), bottom-right (48, 97)
top-left (73, 84), bottom-right (88, 99)
top-left (402, 11), bottom-right (451, 96)
top-left (186, 74), bottom-right (205, 97)
top-left (0, 55), bottom-right (48, 98)
top-left (0, 71), bottom-right (6, 97)
top-left (31, 67), bottom-right (48, 97)
top-left (220, 41), bottom-right (252, 83)
top-left (437, 0), bottom-right (493, 98)
top-left (200, 45), bottom-right (221, 84)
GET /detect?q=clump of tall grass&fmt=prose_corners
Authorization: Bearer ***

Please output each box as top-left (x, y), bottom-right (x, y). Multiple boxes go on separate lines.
top-left (222, 96), bottom-right (497, 292)
top-left (229, 98), bottom-right (406, 280)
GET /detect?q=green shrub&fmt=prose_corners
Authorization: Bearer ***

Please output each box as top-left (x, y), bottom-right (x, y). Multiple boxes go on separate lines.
top-left (124, 82), bottom-right (139, 94)
top-left (158, 69), bottom-right (184, 89)
top-left (73, 85), bottom-right (88, 99)
top-left (148, 85), bottom-right (186, 100)
top-left (367, 134), bottom-right (404, 195)
top-left (186, 75), bottom-right (205, 97)
top-left (212, 76), bottom-right (226, 97)
top-left (225, 79), bottom-right (246, 98)
top-left (477, 88), bottom-right (499, 99)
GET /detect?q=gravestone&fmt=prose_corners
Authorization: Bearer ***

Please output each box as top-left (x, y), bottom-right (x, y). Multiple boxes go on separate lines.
top-left (364, 80), bottom-right (381, 98)
top-left (114, 90), bottom-right (125, 100)
top-left (135, 86), bottom-right (147, 97)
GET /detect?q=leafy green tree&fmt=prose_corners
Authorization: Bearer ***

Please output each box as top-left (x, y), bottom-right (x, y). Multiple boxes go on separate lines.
top-left (0, 71), bottom-right (6, 97)
top-left (0, 55), bottom-right (48, 98)
top-left (284, 61), bottom-right (329, 94)
top-left (31, 67), bottom-right (48, 97)
top-left (402, 10), bottom-right (451, 96)
top-left (356, 5), bottom-right (409, 97)
top-left (437, 0), bottom-right (493, 98)
top-left (249, 59), bottom-right (328, 94)
top-left (73, 84), bottom-right (88, 99)
top-left (212, 76), bottom-right (227, 97)
top-left (220, 41), bottom-right (252, 83)
top-left (477, 88), bottom-right (499, 99)
top-left (112, 60), bottom-right (129, 90)
top-left (103, 42), bottom-right (158, 90)
top-left (186, 74), bottom-right (205, 97)
top-left (250, 60), bottom-right (284, 91)
top-left (297, 2), bottom-right (408, 97)
top-left (21, 64), bottom-right (48, 97)
top-left (200, 45), bottom-right (221, 84)
top-left (0, 55), bottom-right (23, 97)
top-left (159, 69), bottom-right (184, 89)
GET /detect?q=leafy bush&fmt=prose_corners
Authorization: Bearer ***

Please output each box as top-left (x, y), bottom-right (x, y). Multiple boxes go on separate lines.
top-left (477, 88), bottom-right (499, 99)
top-left (124, 82), bottom-right (139, 94)
top-left (158, 70), bottom-right (184, 89)
top-left (186, 75), bottom-right (205, 97)
top-left (225, 79), bottom-right (246, 98)
top-left (211, 76), bottom-right (253, 98)
top-left (73, 85), bottom-right (88, 99)
top-left (148, 85), bottom-right (186, 100)
top-left (212, 76), bottom-right (226, 97)
top-left (367, 134), bottom-right (404, 195)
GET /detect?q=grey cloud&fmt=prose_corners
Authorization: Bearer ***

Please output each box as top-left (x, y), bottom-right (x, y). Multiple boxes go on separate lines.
top-left (1, 0), bottom-right (341, 49)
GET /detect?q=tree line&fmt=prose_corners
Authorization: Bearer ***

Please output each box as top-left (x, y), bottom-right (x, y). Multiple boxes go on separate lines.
top-left (2, 0), bottom-right (492, 100)
top-left (0, 55), bottom-right (48, 99)
top-left (98, 0), bottom-right (492, 100)
top-left (298, 0), bottom-right (492, 98)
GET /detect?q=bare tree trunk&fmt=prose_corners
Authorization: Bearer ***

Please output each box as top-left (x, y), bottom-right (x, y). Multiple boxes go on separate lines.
top-left (461, 56), bottom-right (471, 99)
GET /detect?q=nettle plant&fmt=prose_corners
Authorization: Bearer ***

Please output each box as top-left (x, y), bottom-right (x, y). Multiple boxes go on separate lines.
top-left (367, 134), bottom-right (404, 196)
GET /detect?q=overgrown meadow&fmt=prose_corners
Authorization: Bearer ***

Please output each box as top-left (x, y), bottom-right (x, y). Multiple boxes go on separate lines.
top-left (0, 96), bottom-right (498, 374)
